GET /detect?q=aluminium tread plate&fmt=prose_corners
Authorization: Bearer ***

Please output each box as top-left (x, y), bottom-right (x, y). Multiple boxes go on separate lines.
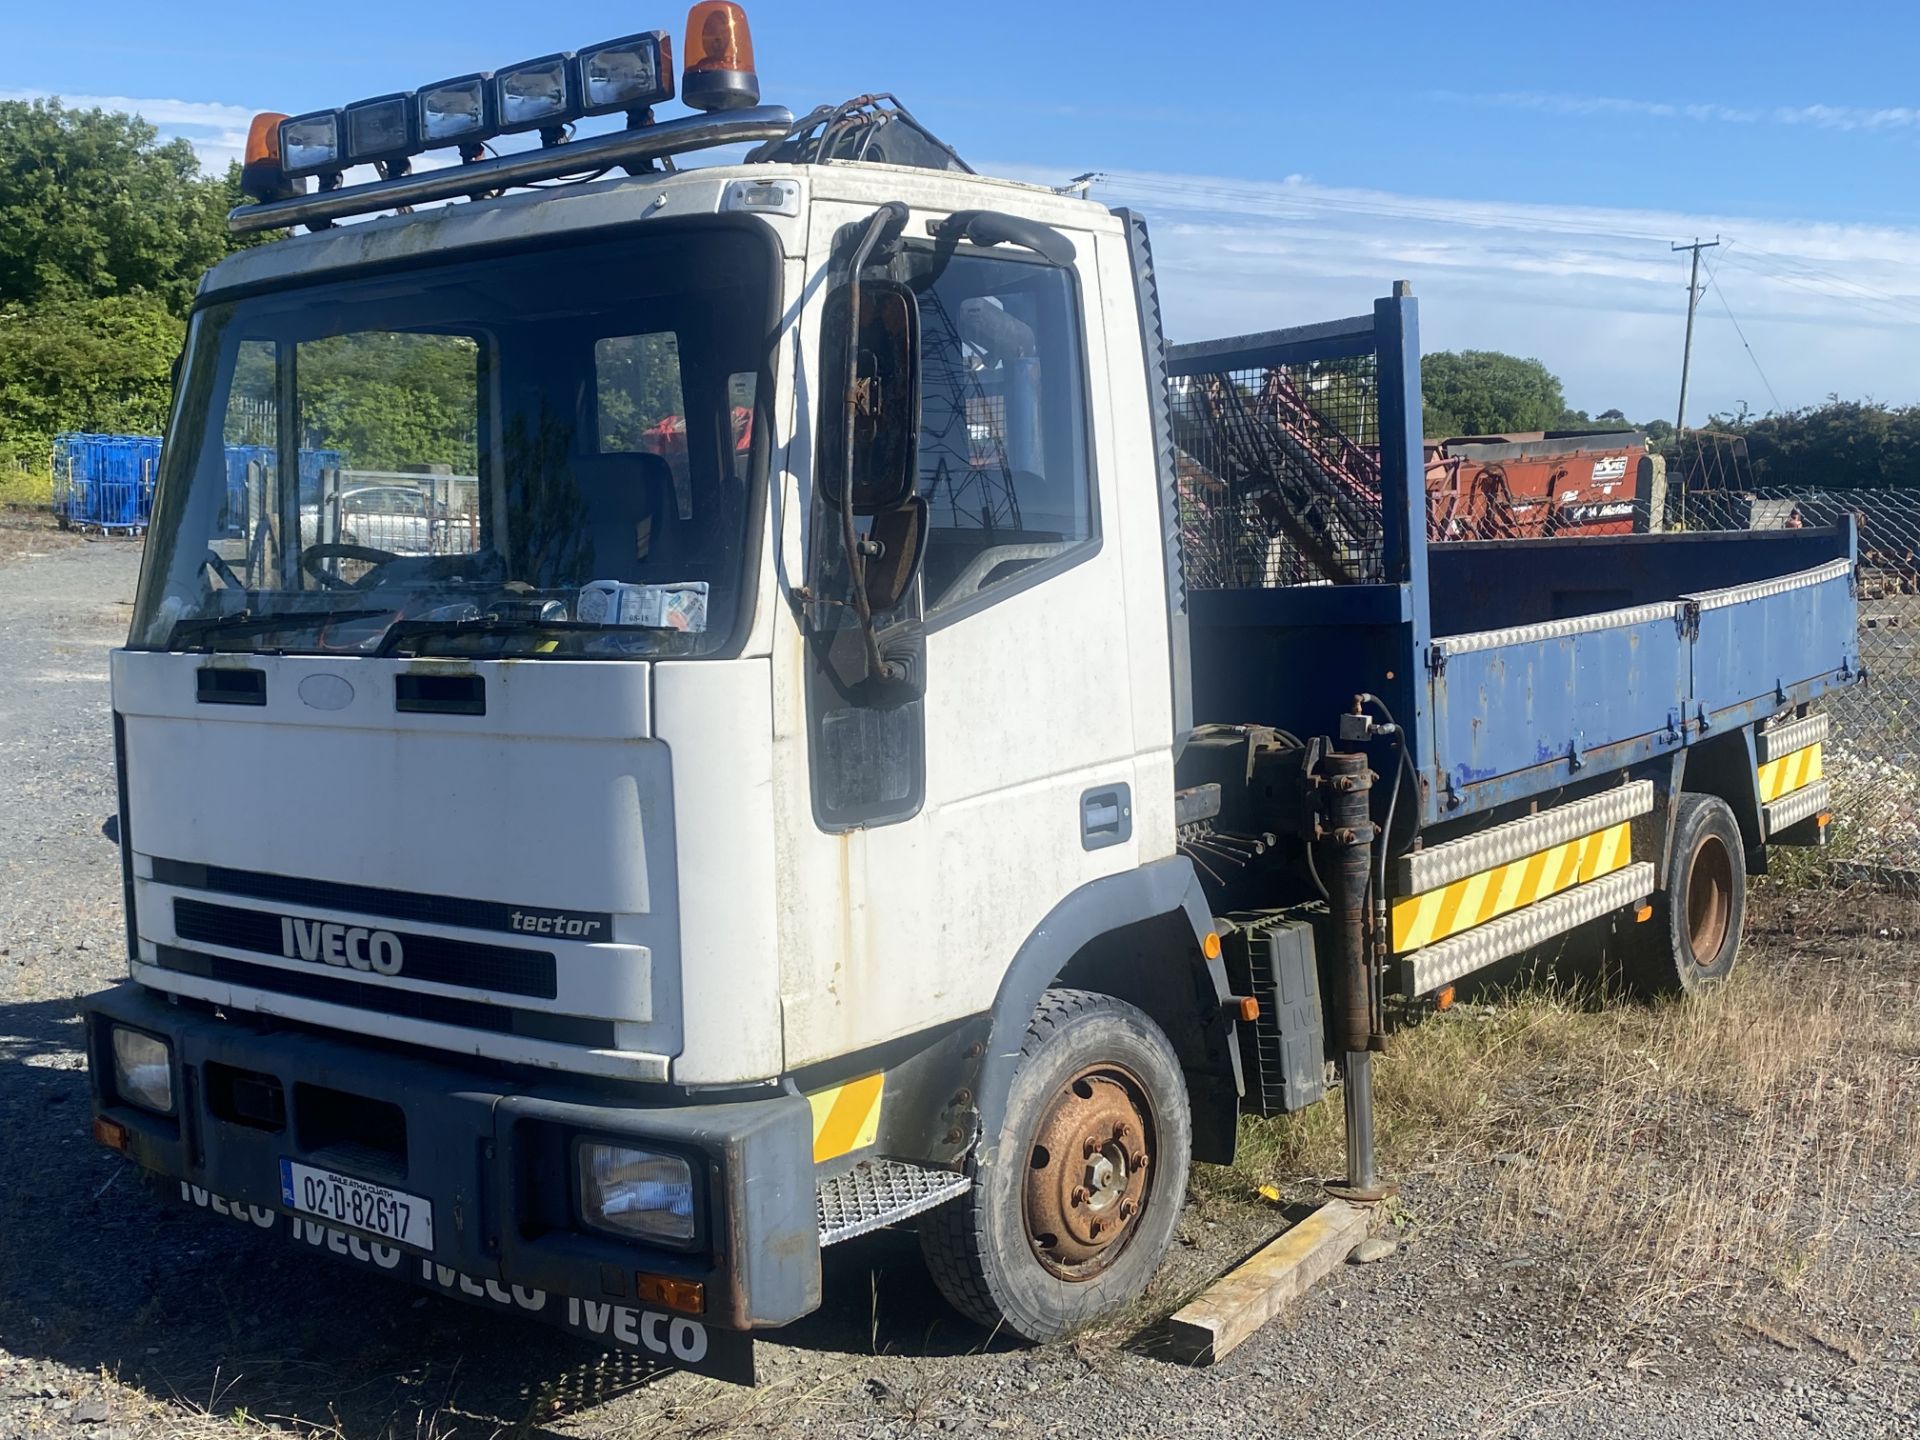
top-left (1756, 712), bottom-right (1829, 763)
top-left (1685, 558), bottom-right (1853, 612)
top-left (816, 1159), bottom-right (971, 1246)
top-left (1765, 778), bottom-right (1832, 837)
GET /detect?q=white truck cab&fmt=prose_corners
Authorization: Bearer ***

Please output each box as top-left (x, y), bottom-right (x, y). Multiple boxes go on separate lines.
top-left (89, 32), bottom-right (1224, 1376)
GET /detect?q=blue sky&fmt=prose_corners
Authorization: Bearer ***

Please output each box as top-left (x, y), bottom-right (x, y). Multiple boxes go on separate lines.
top-left (9, 0), bottom-right (1920, 423)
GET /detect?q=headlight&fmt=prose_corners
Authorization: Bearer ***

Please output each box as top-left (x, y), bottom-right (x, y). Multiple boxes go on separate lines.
top-left (111, 1027), bottom-right (173, 1114)
top-left (343, 92), bottom-right (417, 166)
top-left (494, 54), bottom-right (578, 133)
top-left (278, 110), bottom-right (344, 178)
top-left (578, 1142), bottom-right (695, 1243)
top-left (575, 32), bottom-right (672, 116)
top-left (418, 74), bottom-right (494, 147)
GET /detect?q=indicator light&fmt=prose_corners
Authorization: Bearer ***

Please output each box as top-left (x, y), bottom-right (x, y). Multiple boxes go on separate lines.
top-left (635, 1273), bottom-right (705, 1314)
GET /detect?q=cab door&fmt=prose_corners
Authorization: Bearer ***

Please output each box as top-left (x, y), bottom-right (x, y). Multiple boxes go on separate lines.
top-left (775, 199), bottom-right (1152, 1070)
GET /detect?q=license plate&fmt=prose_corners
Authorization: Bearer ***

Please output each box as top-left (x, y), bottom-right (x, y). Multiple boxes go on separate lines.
top-left (279, 1159), bottom-right (434, 1251)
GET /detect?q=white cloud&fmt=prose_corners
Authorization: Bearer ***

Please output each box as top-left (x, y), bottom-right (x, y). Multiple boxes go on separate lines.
top-left (1774, 102), bottom-right (1920, 132)
top-left (1431, 89), bottom-right (1920, 136)
top-left (1429, 90), bottom-right (1764, 125)
top-left (0, 87), bottom-right (257, 174)
top-left (991, 163), bottom-right (1920, 421)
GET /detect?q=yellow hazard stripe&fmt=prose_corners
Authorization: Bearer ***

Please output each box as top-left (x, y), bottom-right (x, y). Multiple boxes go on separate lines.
top-left (1392, 822), bottom-right (1632, 952)
top-left (1757, 741), bottom-right (1823, 803)
top-left (807, 1074), bottom-right (884, 1164)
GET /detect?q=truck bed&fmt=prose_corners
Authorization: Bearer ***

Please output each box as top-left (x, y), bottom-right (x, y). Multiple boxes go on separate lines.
top-left (1168, 298), bottom-right (1860, 828)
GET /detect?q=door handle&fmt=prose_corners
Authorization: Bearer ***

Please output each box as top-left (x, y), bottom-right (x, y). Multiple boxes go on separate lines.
top-left (1080, 785), bottom-right (1132, 851)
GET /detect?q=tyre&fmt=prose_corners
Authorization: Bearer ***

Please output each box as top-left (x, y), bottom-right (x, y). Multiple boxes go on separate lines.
top-left (920, 988), bottom-right (1192, 1342)
top-left (1631, 793), bottom-right (1747, 996)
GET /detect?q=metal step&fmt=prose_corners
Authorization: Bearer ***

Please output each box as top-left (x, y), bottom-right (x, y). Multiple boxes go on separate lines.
top-left (816, 1159), bottom-right (971, 1246)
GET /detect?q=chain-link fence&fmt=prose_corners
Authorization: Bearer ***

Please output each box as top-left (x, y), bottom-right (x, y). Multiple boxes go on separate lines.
top-left (1685, 486), bottom-right (1920, 876)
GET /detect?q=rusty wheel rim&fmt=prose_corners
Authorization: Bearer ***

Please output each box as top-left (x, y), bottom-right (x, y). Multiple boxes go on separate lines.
top-left (1684, 830), bottom-right (1734, 964)
top-left (1022, 1064), bottom-right (1155, 1282)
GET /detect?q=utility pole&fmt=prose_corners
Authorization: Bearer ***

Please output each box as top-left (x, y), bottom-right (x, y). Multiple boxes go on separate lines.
top-left (1673, 236), bottom-right (1721, 526)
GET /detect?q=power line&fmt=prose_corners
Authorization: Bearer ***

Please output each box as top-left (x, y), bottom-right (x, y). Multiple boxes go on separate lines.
top-left (1717, 249), bottom-right (1920, 327)
top-left (1704, 267), bottom-right (1783, 413)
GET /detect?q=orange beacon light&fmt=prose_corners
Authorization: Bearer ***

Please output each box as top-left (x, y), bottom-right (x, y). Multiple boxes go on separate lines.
top-left (682, 3), bottom-right (760, 111)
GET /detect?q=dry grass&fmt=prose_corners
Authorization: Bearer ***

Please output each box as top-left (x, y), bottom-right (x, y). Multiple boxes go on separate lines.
top-left (1209, 892), bottom-right (1920, 1326)
top-left (0, 507), bottom-right (81, 565)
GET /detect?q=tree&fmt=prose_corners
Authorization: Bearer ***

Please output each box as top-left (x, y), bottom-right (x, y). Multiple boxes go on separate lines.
top-left (1421, 350), bottom-right (1567, 438)
top-left (0, 99), bottom-right (240, 317)
top-left (297, 332), bottom-right (481, 473)
top-left (0, 293), bottom-right (183, 461)
top-left (1729, 400), bottom-right (1920, 489)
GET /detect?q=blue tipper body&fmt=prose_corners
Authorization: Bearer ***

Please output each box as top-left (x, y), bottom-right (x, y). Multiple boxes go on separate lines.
top-left (1174, 293), bottom-right (1859, 829)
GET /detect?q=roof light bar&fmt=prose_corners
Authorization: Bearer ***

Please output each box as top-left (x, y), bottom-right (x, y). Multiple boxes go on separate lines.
top-left (577, 31), bottom-right (674, 115)
top-left (238, 6), bottom-right (770, 218)
top-left (229, 104), bottom-right (795, 235)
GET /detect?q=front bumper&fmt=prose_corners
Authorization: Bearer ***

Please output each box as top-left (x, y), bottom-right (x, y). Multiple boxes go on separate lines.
top-left (86, 983), bottom-right (817, 1373)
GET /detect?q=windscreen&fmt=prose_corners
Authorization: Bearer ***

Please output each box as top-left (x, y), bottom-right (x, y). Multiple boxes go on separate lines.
top-left (132, 224), bottom-right (772, 660)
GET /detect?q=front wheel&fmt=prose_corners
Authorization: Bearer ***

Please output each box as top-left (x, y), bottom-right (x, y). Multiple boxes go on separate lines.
top-left (920, 989), bottom-right (1192, 1341)
top-left (1630, 792), bottom-right (1747, 996)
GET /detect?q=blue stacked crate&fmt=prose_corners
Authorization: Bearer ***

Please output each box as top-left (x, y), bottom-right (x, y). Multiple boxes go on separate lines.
top-left (53, 433), bottom-right (165, 532)
top-left (220, 446), bottom-right (346, 537)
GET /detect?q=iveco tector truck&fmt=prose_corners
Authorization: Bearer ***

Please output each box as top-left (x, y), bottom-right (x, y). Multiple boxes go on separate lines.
top-left (88, 3), bottom-right (1858, 1382)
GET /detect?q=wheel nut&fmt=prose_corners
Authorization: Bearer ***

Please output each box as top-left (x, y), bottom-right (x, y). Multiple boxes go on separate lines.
top-left (1133, 1153), bottom-right (1149, 1170)
top-left (1088, 1218), bottom-right (1104, 1238)
top-left (1070, 1185), bottom-right (1088, 1207)
top-left (1119, 1198), bottom-right (1136, 1220)
top-left (1111, 1122), bottom-right (1127, 1142)
top-left (1083, 1136), bottom-right (1099, 1158)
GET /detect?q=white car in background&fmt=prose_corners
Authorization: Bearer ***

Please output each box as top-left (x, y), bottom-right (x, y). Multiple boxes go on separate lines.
top-left (301, 484), bottom-right (473, 556)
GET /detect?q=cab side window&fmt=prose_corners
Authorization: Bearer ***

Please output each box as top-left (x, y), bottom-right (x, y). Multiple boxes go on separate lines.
top-left (911, 252), bottom-right (1095, 617)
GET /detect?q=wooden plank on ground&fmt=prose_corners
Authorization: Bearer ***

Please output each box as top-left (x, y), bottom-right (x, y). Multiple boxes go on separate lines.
top-left (1165, 1199), bottom-right (1372, 1365)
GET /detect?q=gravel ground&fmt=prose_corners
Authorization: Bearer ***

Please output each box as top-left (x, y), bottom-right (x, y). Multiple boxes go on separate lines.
top-left (0, 519), bottom-right (1914, 1440)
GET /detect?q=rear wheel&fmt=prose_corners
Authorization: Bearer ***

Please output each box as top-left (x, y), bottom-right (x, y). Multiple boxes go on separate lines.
top-left (1631, 793), bottom-right (1747, 995)
top-left (920, 988), bottom-right (1192, 1341)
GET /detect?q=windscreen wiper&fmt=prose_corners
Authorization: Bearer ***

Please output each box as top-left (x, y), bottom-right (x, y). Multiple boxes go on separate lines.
top-left (375, 616), bottom-right (674, 657)
top-left (169, 609), bottom-right (389, 650)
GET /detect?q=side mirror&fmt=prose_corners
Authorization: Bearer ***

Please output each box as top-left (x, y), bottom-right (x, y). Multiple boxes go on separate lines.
top-left (818, 278), bottom-right (920, 515)
top-left (862, 496), bottom-right (928, 614)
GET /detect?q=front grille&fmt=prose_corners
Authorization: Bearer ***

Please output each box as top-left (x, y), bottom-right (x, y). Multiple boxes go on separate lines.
top-left (154, 945), bottom-right (616, 1048)
top-left (172, 898), bottom-right (557, 998)
top-left (151, 857), bottom-right (613, 942)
